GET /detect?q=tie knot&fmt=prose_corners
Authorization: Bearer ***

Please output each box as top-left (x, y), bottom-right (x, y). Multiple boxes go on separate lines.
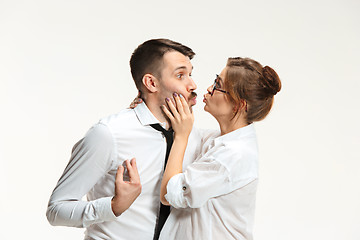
top-left (150, 124), bottom-right (173, 139)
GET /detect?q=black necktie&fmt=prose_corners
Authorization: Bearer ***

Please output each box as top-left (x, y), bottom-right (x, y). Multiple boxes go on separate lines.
top-left (150, 123), bottom-right (174, 240)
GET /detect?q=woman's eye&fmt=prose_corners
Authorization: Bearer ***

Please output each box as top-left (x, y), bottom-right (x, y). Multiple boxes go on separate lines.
top-left (176, 74), bottom-right (184, 79)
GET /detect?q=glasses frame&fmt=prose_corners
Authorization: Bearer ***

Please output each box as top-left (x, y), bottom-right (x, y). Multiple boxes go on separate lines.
top-left (211, 74), bottom-right (229, 96)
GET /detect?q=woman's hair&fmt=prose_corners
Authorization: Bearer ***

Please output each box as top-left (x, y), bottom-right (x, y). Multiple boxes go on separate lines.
top-left (224, 57), bottom-right (281, 123)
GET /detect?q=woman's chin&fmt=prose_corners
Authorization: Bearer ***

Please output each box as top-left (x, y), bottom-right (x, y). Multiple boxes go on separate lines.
top-left (203, 104), bottom-right (208, 112)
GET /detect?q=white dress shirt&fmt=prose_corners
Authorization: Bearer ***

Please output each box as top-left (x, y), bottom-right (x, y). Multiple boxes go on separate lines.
top-left (159, 124), bottom-right (259, 240)
top-left (46, 102), bottom-right (205, 240)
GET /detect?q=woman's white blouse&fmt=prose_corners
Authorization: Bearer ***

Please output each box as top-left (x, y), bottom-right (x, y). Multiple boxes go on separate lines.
top-left (160, 124), bottom-right (259, 240)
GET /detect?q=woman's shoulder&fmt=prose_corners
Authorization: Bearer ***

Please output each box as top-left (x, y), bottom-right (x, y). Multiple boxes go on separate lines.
top-left (192, 127), bottom-right (221, 145)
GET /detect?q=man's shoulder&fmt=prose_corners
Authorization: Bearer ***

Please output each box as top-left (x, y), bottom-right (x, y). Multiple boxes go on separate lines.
top-left (91, 108), bottom-right (141, 136)
top-left (99, 108), bottom-right (136, 127)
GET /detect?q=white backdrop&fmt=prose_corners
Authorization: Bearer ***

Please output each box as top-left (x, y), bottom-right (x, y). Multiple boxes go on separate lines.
top-left (1, 0), bottom-right (359, 239)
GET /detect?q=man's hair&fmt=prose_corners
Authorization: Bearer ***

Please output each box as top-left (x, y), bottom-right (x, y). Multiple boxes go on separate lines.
top-left (129, 39), bottom-right (195, 91)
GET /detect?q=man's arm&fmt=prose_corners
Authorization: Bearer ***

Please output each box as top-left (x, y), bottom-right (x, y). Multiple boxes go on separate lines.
top-left (46, 123), bottom-right (141, 227)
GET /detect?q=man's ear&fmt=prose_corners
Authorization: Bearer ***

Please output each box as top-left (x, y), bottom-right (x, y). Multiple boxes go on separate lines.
top-left (142, 74), bottom-right (158, 93)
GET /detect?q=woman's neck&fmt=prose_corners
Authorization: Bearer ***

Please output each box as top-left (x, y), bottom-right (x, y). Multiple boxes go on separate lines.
top-left (217, 115), bottom-right (249, 136)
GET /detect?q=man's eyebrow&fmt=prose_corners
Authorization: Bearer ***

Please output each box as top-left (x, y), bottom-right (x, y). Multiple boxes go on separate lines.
top-left (173, 66), bottom-right (193, 73)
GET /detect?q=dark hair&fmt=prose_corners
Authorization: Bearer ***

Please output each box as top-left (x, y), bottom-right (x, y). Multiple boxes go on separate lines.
top-left (129, 39), bottom-right (195, 91)
top-left (224, 57), bottom-right (281, 123)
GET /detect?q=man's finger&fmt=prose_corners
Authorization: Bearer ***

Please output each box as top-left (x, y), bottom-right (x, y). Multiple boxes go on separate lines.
top-left (116, 165), bottom-right (124, 184)
top-left (130, 158), bottom-right (139, 172)
top-left (129, 158), bottom-right (140, 182)
top-left (125, 159), bottom-right (133, 173)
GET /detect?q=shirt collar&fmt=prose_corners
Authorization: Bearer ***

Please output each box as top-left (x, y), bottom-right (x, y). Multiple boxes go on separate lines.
top-left (134, 102), bottom-right (167, 128)
top-left (214, 124), bottom-right (256, 145)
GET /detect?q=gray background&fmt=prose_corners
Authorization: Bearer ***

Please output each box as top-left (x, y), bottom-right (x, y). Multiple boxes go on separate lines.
top-left (1, 0), bottom-right (359, 239)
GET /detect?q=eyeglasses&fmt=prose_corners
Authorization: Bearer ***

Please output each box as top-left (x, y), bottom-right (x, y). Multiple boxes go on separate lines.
top-left (210, 74), bottom-right (229, 96)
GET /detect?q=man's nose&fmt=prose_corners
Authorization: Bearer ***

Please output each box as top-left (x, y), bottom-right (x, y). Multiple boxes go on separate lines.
top-left (187, 77), bottom-right (197, 92)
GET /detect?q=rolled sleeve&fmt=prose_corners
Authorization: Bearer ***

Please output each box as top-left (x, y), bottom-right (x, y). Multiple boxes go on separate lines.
top-left (165, 173), bottom-right (188, 208)
top-left (165, 159), bottom-right (231, 209)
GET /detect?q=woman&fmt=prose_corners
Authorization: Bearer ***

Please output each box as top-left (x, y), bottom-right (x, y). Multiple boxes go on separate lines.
top-left (159, 57), bottom-right (281, 240)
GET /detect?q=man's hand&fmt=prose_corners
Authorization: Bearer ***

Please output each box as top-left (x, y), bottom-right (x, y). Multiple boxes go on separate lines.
top-left (111, 158), bottom-right (142, 216)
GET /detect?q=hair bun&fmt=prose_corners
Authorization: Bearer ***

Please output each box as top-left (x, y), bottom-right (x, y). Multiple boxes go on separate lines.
top-left (261, 66), bottom-right (281, 96)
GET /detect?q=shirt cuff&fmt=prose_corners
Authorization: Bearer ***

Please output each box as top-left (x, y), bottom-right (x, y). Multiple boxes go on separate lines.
top-left (94, 196), bottom-right (118, 222)
top-left (165, 173), bottom-right (188, 209)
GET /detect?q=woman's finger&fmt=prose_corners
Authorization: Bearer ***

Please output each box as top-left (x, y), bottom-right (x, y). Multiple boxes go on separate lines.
top-left (162, 105), bottom-right (175, 122)
top-left (174, 93), bottom-right (185, 116)
top-left (166, 97), bottom-right (180, 120)
top-left (179, 94), bottom-right (191, 115)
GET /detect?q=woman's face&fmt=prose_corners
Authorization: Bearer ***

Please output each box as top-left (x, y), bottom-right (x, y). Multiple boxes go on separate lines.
top-left (203, 67), bottom-right (234, 119)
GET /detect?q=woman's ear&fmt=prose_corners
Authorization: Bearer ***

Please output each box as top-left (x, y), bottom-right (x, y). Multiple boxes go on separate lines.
top-left (233, 104), bottom-right (239, 113)
top-left (142, 74), bottom-right (158, 93)
top-left (241, 99), bottom-right (248, 113)
top-left (234, 100), bottom-right (247, 113)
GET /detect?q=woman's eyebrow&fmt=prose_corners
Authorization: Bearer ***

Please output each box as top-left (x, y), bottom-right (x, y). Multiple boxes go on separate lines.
top-left (218, 76), bottom-right (224, 84)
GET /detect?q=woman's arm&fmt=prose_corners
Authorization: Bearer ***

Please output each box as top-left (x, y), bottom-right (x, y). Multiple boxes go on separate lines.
top-left (160, 93), bottom-right (194, 205)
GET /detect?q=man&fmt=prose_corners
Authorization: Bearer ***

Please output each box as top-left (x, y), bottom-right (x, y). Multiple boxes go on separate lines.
top-left (46, 39), bottom-right (202, 239)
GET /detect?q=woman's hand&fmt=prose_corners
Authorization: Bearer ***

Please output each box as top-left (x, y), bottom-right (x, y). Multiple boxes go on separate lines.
top-left (162, 93), bottom-right (194, 139)
top-left (129, 90), bottom-right (143, 109)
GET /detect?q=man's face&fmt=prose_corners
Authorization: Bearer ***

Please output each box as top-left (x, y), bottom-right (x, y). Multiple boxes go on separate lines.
top-left (157, 51), bottom-right (197, 108)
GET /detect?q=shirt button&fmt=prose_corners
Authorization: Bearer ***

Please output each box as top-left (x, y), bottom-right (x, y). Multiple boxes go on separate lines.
top-left (182, 186), bottom-right (186, 191)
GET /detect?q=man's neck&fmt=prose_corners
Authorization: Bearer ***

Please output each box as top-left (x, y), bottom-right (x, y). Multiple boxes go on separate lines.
top-left (144, 99), bottom-right (171, 130)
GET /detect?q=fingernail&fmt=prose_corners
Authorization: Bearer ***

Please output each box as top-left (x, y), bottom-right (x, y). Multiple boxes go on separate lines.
top-left (179, 94), bottom-right (183, 98)
top-left (173, 92), bottom-right (178, 97)
top-left (166, 98), bottom-right (170, 101)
